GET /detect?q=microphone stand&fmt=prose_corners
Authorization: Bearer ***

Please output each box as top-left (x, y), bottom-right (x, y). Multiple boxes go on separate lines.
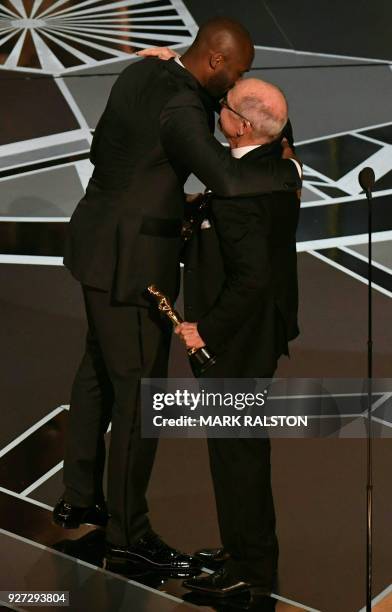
top-left (365, 183), bottom-right (373, 612)
top-left (358, 167), bottom-right (375, 612)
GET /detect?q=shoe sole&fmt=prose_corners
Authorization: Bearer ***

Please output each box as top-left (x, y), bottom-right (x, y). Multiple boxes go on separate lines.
top-left (183, 584), bottom-right (250, 598)
top-left (183, 584), bottom-right (271, 598)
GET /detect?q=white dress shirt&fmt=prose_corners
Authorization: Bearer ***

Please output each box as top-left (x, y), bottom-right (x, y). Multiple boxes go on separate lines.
top-left (231, 145), bottom-right (262, 159)
top-left (174, 55), bottom-right (186, 69)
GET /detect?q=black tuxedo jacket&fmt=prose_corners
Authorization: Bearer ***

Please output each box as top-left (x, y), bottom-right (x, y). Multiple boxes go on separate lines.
top-left (64, 57), bottom-right (301, 305)
top-left (183, 141), bottom-right (300, 377)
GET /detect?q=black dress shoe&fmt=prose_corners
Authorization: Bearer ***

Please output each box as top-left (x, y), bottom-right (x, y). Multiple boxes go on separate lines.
top-left (195, 547), bottom-right (231, 567)
top-left (53, 499), bottom-right (108, 529)
top-left (183, 567), bottom-right (272, 598)
top-left (105, 530), bottom-right (201, 577)
top-left (53, 528), bottom-right (106, 566)
top-left (183, 591), bottom-right (277, 611)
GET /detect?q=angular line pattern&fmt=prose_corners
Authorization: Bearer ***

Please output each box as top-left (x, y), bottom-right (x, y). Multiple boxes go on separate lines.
top-left (0, 0), bottom-right (195, 72)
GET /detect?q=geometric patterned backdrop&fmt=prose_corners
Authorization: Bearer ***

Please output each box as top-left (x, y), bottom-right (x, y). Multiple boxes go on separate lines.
top-left (1, 1), bottom-right (392, 305)
top-left (1, 3), bottom-right (392, 612)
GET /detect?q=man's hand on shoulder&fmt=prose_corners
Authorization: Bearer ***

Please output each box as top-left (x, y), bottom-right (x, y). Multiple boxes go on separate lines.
top-left (175, 322), bottom-right (206, 350)
top-left (281, 137), bottom-right (302, 200)
top-left (281, 137), bottom-right (302, 170)
top-left (136, 47), bottom-right (178, 61)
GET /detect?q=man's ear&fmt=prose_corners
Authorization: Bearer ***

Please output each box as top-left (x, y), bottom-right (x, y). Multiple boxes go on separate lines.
top-left (210, 53), bottom-right (224, 70)
top-left (236, 120), bottom-right (245, 137)
top-left (239, 119), bottom-right (252, 137)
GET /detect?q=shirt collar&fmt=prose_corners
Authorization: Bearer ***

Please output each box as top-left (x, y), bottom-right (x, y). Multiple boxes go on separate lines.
top-left (231, 145), bottom-right (262, 159)
top-left (174, 55), bottom-right (186, 69)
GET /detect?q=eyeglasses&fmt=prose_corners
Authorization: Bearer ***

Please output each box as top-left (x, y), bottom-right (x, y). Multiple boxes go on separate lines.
top-left (219, 94), bottom-right (253, 127)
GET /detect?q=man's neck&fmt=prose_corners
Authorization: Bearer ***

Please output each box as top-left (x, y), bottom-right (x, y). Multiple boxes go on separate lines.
top-left (179, 50), bottom-right (207, 88)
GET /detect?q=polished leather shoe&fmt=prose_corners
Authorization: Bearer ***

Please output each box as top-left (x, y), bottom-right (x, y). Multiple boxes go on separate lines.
top-left (53, 528), bottom-right (106, 566)
top-left (105, 530), bottom-right (200, 577)
top-left (183, 591), bottom-right (277, 611)
top-left (195, 547), bottom-right (231, 567)
top-left (53, 498), bottom-right (108, 529)
top-left (183, 567), bottom-right (272, 598)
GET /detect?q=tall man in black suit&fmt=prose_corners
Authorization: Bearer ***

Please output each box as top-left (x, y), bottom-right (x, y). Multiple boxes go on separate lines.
top-left (177, 79), bottom-right (300, 596)
top-left (54, 17), bottom-right (301, 574)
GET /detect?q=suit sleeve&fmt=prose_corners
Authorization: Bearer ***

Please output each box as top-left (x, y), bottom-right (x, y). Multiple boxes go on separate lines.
top-left (159, 91), bottom-right (301, 198)
top-left (197, 199), bottom-right (271, 352)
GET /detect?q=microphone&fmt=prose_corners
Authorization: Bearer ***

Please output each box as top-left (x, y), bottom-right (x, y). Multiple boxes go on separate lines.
top-left (358, 167), bottom-right (375, 196)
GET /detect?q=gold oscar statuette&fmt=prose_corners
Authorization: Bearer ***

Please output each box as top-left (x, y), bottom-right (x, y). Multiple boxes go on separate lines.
top-left (147, 284), bottom-right (216, 376)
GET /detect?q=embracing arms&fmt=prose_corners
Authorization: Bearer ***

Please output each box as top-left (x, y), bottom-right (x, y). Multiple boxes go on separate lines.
top-left (160, 90), bottom-right (301, 198)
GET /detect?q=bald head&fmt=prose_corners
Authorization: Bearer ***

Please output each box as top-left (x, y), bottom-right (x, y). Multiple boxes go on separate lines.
top-left (192, 17), bottom-right (253, 57)
top-left (181, 17), bottom-right (254, 97)
top-left (220, 78), bottom-right (288, 146)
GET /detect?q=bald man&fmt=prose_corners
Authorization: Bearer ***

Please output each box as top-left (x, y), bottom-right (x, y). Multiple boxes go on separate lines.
top-left (177, 80), bottom-right (300, 597)
top-left (55, 16), bottom-right (301, 576)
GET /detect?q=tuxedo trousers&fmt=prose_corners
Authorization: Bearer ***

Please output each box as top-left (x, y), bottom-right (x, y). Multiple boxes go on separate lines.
top-left (63, 284), bottom-right (171, 546)
top-left (201, 374), bottom-right (279, 584)
top-left (207, 435), bottom-right (278, 583)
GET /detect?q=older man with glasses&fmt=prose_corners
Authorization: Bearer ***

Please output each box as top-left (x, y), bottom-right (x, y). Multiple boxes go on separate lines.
top-left (176, 78), bottom-right (301, 599)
